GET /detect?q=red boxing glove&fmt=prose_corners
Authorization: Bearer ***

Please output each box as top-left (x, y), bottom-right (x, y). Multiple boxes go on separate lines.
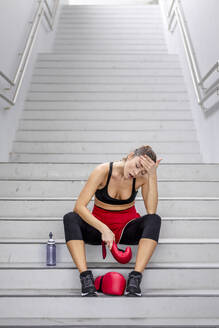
top-left (102, 240), bottom-right (132, 264)
top-left (94, 272), bottom-right (126, 296)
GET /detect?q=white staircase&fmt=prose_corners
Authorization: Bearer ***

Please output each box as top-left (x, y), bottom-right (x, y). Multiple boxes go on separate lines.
top-left (1, 3), bottom-right (219, 326)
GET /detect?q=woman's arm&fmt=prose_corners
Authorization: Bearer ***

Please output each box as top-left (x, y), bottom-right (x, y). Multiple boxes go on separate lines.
top-left (73, 164), bottom-right (108, 233)
top-left (146, 172), bottom-right (158, 214)
top-left (140, 154), bottom-right (162, 214)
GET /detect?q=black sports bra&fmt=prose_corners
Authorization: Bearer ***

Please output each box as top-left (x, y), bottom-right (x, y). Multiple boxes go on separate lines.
top-left (95, 162), bottom-right (138, 205)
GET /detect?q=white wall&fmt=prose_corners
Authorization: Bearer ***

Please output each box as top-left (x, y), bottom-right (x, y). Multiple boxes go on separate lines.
top-left (0, 0), bottom-right (67, 162)
top-left (160, 0), bottom-right (219, 162)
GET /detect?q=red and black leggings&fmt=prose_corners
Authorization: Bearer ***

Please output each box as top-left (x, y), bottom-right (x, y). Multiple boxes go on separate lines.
top-left (63, 205), bottom-right (161, 245)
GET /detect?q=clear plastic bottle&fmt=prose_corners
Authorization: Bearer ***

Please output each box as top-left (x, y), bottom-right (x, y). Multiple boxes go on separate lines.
top-left (46, 232), bottom-right (56, 266)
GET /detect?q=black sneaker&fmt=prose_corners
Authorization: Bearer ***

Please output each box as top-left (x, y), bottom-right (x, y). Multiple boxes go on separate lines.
top-left (124, 270), bottom-right (142, 297)
top-left (79, 270), bottom-right (98, 297)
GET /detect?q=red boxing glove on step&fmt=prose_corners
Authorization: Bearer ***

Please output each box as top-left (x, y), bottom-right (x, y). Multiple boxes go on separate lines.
top-left (102, 240), bottom-right (132, 264)
top-left (94, 271), bottom-right (126, 296)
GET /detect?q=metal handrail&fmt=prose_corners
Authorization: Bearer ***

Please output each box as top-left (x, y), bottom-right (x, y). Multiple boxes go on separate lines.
top-left (0, 0), bottom-right (59, 109)
top-left (166, 0), bottom-right (219, 112)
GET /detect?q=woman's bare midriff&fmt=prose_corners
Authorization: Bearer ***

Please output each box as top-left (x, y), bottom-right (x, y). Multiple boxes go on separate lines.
top-left (94, 162), bottom-right (147, 211)
top-left (94, 197), bottom-right (135, 211)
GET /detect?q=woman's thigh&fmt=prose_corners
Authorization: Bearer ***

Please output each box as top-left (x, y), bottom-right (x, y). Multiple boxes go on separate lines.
top-left (119, 213), bottom-right (162, 245)
top-left (63, 211), bottom-right (102, 245)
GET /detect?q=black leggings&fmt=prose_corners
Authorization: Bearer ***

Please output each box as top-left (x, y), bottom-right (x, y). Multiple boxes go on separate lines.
top-left (63, 211), bottom-right (161, 245)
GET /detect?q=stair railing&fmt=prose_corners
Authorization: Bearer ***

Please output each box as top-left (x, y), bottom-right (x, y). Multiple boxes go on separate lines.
top-left (165, 0), bottom-right (219, 112)
top-left (0, 0), bottom-right (59, 110)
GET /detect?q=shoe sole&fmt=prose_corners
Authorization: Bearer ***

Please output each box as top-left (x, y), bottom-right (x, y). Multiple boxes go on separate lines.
top-left (81, 291), bottom-right (98, 297)
top-left (124, 291), bottom-right (142, 297)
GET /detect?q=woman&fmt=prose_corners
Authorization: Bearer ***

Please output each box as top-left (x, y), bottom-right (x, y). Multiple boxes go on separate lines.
top-left (63, 145), bottom-right (162, 297)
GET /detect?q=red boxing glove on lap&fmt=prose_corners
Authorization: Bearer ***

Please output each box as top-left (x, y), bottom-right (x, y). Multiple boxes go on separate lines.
top-left (95, 272), bottom-right (126, 296)
top-left (102, 240), bottom-right (132, 264)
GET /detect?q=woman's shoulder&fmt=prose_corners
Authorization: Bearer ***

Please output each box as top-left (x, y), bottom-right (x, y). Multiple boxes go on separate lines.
top-left (93, 162), bottom-right (110, 177)
top-left (92, 162), bottom-right (110, 189)
top-left (95, 162), bottom-right (110, 171)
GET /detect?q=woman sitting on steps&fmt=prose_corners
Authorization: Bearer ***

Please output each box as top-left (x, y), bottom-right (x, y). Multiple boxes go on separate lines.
top-left (63, 144), bottom-right (162, 297)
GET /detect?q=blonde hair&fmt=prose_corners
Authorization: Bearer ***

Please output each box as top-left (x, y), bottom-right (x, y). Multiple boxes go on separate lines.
top-left (122, 145), bottom-right (157, 163)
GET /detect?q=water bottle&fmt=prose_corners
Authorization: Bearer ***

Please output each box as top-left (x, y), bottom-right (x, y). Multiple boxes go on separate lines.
top-left (46, 232), bottom-right (56, 266)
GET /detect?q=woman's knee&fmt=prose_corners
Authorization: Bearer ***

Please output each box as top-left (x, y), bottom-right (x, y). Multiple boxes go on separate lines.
top-left (63, 211), bottom-right (83, 227)
top-left (140, 213), bottom-right (162, 242)
top-left (142, 213), bottom-right (161, 225)
top-left (63, 211), bottom-right (85, 243)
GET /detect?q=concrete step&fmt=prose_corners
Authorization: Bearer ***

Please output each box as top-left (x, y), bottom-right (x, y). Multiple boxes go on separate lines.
top-left (60, 5), bottom-right (161, 10)
top-left (0, 180), bottom-right (218, 198)
top-left (52, 46), bottom-right (168, 53)
top-left (15, 130), bottom-right (197, 142)
top-left (29, 84), bottom-right (186, 93)
top-left (11, 141), bottom-right (200, 154)
top-left (9, 153), bottom-right (202, 163)
top-left (21, 110), bottom-right (193, 120)
top-left (59, 9), bottom-right (162, 13)
top-left (24, 101), bottom-right (190, 110)
top-left (36, 53), bottom-right (180, 61)
top-left (53, 39), bottom-right (166, 46)
top-left (0, 263), bottom-right (219, 289)
top-left (0, 163), bottom-right (217, 180)
top-left (54, 33), bottom-right (165, 39)
top-left (0, 217), bottom-right (219, 239)
top-left (59, 6), bottom-right (161, 13)
top-left (1, 238), bottom-right (219, 262)
top-left (26, 91), bottom-right (187, 101)
top-left (56, 29), bottom-right (164, 36)
top-left (34, 61), bottom-right (181, 70)
top-left (60, 8), bottom-right (162, 14)
top-left (57, 19), bottom-right (163, 24)
top-left (18, 120), bottom-right (195, 130)
top-left (56, 27), bottom-right (164, 34)
top-left (0, 317), bottom-right (218, 326)
top-left (59, 13), bottom-right (162, 18)
top-left (32, 67), bottom-right (183, 77)
top-left (0, 198), bottom-right (217, 217)
top-left (60, 5), bottom-right (161, 11)
top-left (57, 26), bottom-right (164, 34)
top-left (57, 18), bottom-right (164, 24)
top-left (0, 290), bottom-right (219, 319)
top-left (31, 75), bottom-right (186, 84)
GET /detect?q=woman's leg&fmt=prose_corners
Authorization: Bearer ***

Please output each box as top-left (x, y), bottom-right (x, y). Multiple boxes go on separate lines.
top-left (63, 211), bottom-right (102, 273)
top-left (66, 240), bottom-right (88, 273)
top-left (134, 238), bottom-right (158, 273)
top-left (120, 213), bottom-right (162, 272)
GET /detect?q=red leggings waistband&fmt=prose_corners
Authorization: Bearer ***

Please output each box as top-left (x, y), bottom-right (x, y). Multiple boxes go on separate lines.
top-left (93, 203), bottom-right (137, 214)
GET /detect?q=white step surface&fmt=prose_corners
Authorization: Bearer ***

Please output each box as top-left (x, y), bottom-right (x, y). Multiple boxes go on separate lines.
top-left (24, 100), bottom-right (190, 110)
top-left (1, 217), bottom-right (219, 239)
top-left (32, 68), bottom-right (181, 78)
top-left (29, 83), bottom-right (186, 92)
top-left (1, 239), bottom-right (219, 263)
top-left (15, 130), bottom-right (197, 142)
top-left (37, 53), bottom-right (173, 60)
top-left (11, 141), bottom-right (200, 154)
top-left (1, 263), bottom-right (219, 289)
top-left (9, 153), bottom-right (202, 163)
top-left (1, 291), bottom-right (219, 319)
top-left (0, 198), bottom-right (217, 216)
top-left (21, 110), bottom-right (193, 120)
top-left (0, 317), bottom-right (218, 326)
top-left (0, 163), bottom-right (217, 180)
top-left (0, 180), bottom-right (218, 198)
top-left (18, 120), bottom-right (195, 130)
top-left (33, 62), bottom-right (182, 71)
